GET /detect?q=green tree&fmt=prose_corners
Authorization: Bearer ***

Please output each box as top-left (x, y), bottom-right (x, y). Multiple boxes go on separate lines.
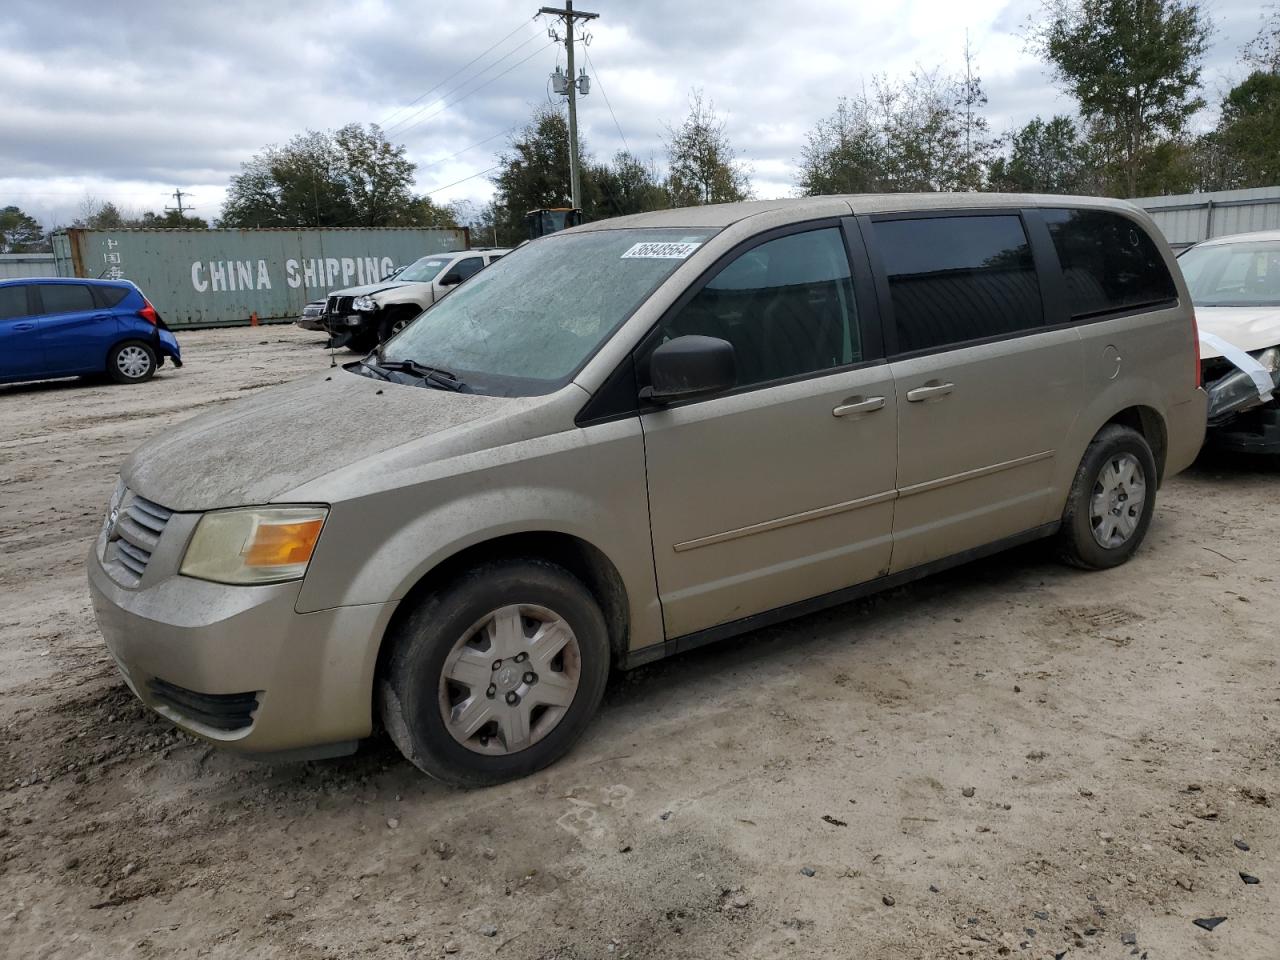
top-left (490, 106), bottom-right (580, 245)
top-left (988, 115), bottom-right (1095, 193)
top-left (136, 209), bottom-right (210, 228)
top-left (875, 69), bottom-right (977, 191)
top-left (797, 96), bottom-right (885, 195)
top-left (0, 205), bottom-right (46, 252)
top-left (221, 124), bottom-right (416, 227)
top-left (1215, 71), bottom-right (1280, 188)
top-left (664, 91), bottom-right (751, 206)
top-left (1033, 0), bottom-right (1211, 196)
top-left (587, 151), bottom-right (668, 217)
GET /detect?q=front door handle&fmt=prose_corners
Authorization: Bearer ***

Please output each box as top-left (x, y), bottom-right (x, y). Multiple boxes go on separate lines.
top-left (14, 322), bottom-right (36, 331)
top-left (906, 382), bottom-right (954, 403)
top-left (832, 396), bottom-right (886, 417)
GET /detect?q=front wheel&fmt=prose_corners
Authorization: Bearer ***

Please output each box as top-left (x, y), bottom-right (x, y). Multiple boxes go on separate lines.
top-left (378, 308), bottom-right (419, 344)
top-left (379, 558), bottom-right (610, 787)
top-left (1057, 424), bottom-right (1158, 570)
top-left (107, 340), bottom-right (157, 384)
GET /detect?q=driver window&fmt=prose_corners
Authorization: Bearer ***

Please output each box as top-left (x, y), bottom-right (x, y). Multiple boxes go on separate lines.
top-left (659, 227), bottom-right (859, 388)
top-left (454, 257), bottom-right (484, 281)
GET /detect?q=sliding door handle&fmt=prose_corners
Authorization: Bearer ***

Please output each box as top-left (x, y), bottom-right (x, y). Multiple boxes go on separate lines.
top-left (906, 382), bottom-right (954, 403)
top-left (832, 396), bottom-right (886, 417)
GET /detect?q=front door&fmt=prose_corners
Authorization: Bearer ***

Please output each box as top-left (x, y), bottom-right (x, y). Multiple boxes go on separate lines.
top-left (866, 212), bottom-right (1084, 572)
top-left (640, 223), bottom-right (897, 638)
top-left (0, 283), bottom-right (43, 380)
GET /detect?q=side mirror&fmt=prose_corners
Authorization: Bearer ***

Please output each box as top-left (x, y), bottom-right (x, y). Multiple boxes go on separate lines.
top-left (642, 335), bottom-right (736, 403)
top-left (439, 272), bottom-right (463, 287)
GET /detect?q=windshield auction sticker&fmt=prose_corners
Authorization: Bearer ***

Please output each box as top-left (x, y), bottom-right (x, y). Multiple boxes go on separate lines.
top-left (621, 241), bottom-right (702, 259)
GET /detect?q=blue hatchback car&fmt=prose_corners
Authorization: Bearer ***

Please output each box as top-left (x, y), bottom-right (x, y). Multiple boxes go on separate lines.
top-left (0, 277), bottom-right (182, 386)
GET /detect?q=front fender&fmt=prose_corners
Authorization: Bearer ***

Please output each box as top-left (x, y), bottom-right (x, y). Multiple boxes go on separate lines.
top-left (293, 418), bottom-right (664, 653)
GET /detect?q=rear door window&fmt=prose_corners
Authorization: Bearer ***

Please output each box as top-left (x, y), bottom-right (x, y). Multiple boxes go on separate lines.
top-left (93, 285), bottom-right (131, 308)
top-left (453, 257), bottom-right (485, 281)
top-left (0, 284), bottom-right (31, 320)
top-left (37, 283), bottom-right (96, 315)
top-left (1042, 208), bottom-right (1177, 319)
top-left (873, 215), bottom-right (1043, 354)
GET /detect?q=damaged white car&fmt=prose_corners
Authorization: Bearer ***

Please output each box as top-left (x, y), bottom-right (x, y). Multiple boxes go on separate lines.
top-left (1179, 231), bottom-right (1280, 454)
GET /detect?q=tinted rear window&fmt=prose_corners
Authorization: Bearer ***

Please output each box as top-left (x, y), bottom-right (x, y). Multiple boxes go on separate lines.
top-left (0, 284), bottom-right (30, 320)
top-left (875, 215), bottom-right (1043, 354)
top-left (38, 283), bottom-right (96, 315)
top-left (94, 285), bottom-right (131, 308)
top-left (1042, 208), bottom-right (1177, 319)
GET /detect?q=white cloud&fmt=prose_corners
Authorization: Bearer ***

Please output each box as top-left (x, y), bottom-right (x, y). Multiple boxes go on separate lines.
top-left (1, 0), bottom-right (1267, 225)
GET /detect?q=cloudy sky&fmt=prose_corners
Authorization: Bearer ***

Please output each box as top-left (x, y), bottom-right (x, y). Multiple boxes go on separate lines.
top-left (1, 0), bottom-right (1270, 227)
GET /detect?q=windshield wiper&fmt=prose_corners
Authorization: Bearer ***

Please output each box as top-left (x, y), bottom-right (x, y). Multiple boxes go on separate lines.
top-left (376, 357), bottom-right (466, 391)
top-left (356, 357), bottom-right (393, 381)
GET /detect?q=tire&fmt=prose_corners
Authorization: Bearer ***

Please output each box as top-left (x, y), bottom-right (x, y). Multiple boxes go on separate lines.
top-left (378, 307), bottom-right (419, 344)
top-left (345, 330), bottom-right (377, 354)
top-left (1056, 424), bottom-right (1158, 570)
top-left (379, 558), bottom-right (610, 787)
top-left (107, 340), bottom-right (157, 384)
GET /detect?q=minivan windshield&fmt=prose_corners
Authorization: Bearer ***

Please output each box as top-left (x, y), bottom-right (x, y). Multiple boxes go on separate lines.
top-left (1178, 240), bottom-right (1280, 307)
top-left (381, 228), bottom-right (714, 394)
top-left (397, 257), bottom-right (452, 283)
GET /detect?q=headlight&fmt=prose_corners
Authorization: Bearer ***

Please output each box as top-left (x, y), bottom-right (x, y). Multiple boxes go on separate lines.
top-left (180, 506), bottom-right (328, 585)
top-left (352, 295), bottom-right (378, 312)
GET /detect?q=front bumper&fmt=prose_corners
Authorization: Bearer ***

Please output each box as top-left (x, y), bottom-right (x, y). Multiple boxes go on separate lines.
top-left (1208, 402), bottom-right (1280, 455)
top-left (87, 525), bottom-right (395, 756)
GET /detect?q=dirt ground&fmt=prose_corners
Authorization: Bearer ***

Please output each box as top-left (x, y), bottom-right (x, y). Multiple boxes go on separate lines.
top-left (1, 325), bottom-right (1277, 959)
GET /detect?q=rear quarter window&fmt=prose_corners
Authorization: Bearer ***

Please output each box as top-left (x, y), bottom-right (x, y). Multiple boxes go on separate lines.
top-left (1042, 209), bottom-right (1177, 319)
top-left (93, 285), bottom-right (131, 308)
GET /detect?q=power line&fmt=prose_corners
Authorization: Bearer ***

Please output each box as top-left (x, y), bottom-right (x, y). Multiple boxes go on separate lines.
top-left (583, 47), bottom-right (629, 155)
top-left (376, 20), bottom-right (533, 131)
top-left (384, 31), bottom-right (546, 138)
top-left (418, 125), bottom-right (519, 172)
top-left (423, 164), bottom-right (501, 196)
top-left (392, 39), bottom-right (557, 140)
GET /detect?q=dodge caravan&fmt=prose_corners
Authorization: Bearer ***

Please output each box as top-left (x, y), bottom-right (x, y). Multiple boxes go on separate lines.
top-left (88, 195), bottom-right (1206, 786)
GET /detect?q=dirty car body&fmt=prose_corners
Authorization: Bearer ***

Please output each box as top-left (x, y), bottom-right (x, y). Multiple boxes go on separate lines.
top-left (88, 194), bottom-right (1205, 785)
top-left (1179, 231), bottom-right (1280, 453)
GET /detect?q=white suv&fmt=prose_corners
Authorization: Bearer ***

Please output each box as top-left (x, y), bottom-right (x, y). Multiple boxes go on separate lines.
top-left (323, 249), bottom-right (509, 350)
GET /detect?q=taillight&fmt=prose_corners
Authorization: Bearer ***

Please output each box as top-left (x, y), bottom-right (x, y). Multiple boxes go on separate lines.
top-left (138, 300), bottom-right (158, 325)
top-left (1190, 308), bottom-right (1202, 389)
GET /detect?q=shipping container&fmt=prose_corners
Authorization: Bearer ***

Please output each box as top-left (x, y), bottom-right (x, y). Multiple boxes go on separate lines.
top-left (50, 226), bottom-right (470, 328)
top-left (0, 252), bottom-right (56, 280)
top-left (1131, 186), bottom-right (1280, 251)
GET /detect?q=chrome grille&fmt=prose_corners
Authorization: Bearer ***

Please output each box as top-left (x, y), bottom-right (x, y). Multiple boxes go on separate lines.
top-left (326, 295), bottom-right (353, 315)
top-left (103, 490), bottom-right (174, 587)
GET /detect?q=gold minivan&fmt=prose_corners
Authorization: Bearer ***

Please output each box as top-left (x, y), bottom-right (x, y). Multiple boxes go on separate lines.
top-left (88, 195), bottom-right (1206, 786)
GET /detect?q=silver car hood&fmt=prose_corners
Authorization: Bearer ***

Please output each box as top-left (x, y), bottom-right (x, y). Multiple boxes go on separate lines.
top-left (326, 280), bottom-right (414, 298)
top-left (123, 369), bottom-right (516, 511)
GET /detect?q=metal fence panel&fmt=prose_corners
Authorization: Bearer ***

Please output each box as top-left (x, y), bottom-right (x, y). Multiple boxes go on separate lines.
top-left (0, 253), bottom-right (57, 279)
top-left (50, 227), bottom-right (469, 327)
top-left (1131, 186), bottom-right (1280, 250)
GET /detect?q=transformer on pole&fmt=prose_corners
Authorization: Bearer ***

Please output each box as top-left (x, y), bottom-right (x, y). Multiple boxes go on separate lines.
top-left (538, 2), bottom-right (598, 211)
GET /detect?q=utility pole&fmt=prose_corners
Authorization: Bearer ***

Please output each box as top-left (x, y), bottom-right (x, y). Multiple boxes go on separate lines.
top-left (539, 1), bottom-right (597, 210)
top-left (165, 188), bottom-right (192, 217)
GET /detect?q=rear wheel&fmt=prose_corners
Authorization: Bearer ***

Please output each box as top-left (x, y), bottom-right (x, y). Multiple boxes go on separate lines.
top-left (107, 340), bottom-right (157, 384)
top-left (379, 558), bottom-right (610, 787)
top-left (1057, 424), bottom-right (1157, 569)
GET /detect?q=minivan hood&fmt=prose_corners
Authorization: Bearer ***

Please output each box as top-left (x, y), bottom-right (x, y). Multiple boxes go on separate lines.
top-left (1197, 305), bottom-right (1280, 359)
top-left (123, 370), bottom-right (515, 512)
top-left (327, 280), bottom-right (414, 298)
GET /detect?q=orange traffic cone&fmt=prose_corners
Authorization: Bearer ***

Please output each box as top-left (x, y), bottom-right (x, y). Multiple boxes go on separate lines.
top-left (250, 311), bottom-right (260, 326)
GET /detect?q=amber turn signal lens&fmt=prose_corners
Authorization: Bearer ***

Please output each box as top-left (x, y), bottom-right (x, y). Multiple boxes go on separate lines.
top-left (243, 518), bottom-right (325, 568)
